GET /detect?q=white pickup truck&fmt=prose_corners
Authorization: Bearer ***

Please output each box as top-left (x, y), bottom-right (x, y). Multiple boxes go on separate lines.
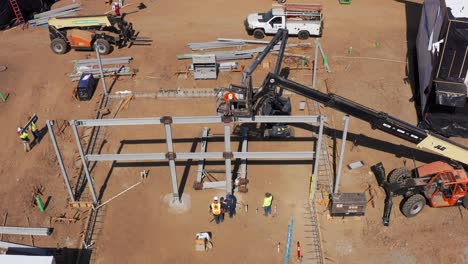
top-left (244, 4), bottom-right (323, 40)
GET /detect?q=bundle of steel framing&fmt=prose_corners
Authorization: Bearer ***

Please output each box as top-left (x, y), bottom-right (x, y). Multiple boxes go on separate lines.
top-left (188, 61), bottom-right (239, 72)
top-left (178, 41), bottom-right (311, 61)
top-left (188, 41), bottom-right (246, 51)
top-left (28, 4), bottom-right (82, 26)
top-left (68, 56), bottom-right (135, 81)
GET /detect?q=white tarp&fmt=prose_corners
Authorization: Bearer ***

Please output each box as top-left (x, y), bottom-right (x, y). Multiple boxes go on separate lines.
top-left (445, 0), bottom-right (468, 18)
top-left (0, 255), bottom-right (55, 264)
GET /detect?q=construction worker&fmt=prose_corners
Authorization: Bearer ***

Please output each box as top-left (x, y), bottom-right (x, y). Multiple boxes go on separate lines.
top-left (225, 194), bottom-right (237, 218)
top-left (112, 2), bottom-right (121, 16)
top-left (219, 197), bottom-right (226, 222)
top-left (28, 116), bottom-right (40, 144)
top-left (209, 196), bottom-right (224, 224)
top-left (18, 127), bottom-right (31, 152)
top-left (262, 192), bottom-right (273, 216)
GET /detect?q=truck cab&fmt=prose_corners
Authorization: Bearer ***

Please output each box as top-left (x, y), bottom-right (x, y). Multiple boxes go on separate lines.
top-left (245, 4), bottom-right (322, 40)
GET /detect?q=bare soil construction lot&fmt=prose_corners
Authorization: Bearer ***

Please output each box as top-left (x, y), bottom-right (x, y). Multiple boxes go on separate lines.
top-left (0, 0), bottom-right (467, 263)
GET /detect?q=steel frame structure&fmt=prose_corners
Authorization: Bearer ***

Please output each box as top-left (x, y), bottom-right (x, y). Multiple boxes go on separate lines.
top-left (48, 115), bottom-right (326, 205)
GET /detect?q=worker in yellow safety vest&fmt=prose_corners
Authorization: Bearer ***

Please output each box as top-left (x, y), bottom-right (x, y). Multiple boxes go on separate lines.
top-left (28, 115), bottom-right (41, 144)
top-left (18, 127), bottom-right (31, 152)
top-left (209, 196), bottom-right (225, 224)
top-left (262, 192), bottom-right (273, 216)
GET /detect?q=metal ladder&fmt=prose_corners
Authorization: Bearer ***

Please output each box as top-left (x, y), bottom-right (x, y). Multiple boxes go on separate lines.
top-left (8, 0), bottom-right (26, 28)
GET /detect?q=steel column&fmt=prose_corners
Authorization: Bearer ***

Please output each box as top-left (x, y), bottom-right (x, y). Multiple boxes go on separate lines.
top-left (224, 124), bottom-right (232, 195)
top-left (94, 44), bottom-right (108, 96)
top-left (196, 127), bottom-right (210, 182)
top-left (239, 128), bottom-right (248, 180)
top-left (46, 120), bottom-right (75, 202)
top-left (334, 115), bottom-right (350, 194)
top-left (70, 121), bottom-right (98, 204)
top-left (311, 115), bottom-right (325, 200)
top-left (164, 123), bottom-right (180, 202)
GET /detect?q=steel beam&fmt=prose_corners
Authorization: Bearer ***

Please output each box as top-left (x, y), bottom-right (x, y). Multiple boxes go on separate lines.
top-left (196, 128), bottom-right (210, 182)
top-left (86, 151), bottom-right (315, 161)
top-left (74, 115), bottom-right (324, 127)
top-left (0, 226), bottom-right (52, 236)
top-left (203, 181), bottom-right (226, 189)
top-left (233, 152), bottom-right (314, 159)
top-left (224, 124), bottom-right (232, 194)
top-left (311, 115), bottom-right (325, 200)
top-left (87, 153), bottom-right (167, 161)
top-left (70, 121), bottom-right (98, 204)
top-left (46, 120), bottom-right (75, 202)
top-left (94, 44), bottom-right (108, 96)
top-left (334, 115), bottom-right (350, 194)
top-left (164, 124), bottom-right (179, 202)
top-left (237, 115), bottom-right (324, 123)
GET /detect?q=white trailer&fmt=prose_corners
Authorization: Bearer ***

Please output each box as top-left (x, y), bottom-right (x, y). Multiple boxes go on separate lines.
top-left (244, 3), bottom-right (323, 40)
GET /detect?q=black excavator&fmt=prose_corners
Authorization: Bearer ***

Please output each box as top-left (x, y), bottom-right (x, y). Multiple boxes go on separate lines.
top-left (217, 29), bottom-right (468, 226)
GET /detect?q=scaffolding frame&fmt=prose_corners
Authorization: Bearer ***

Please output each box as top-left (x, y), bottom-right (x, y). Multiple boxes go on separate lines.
top-left (48, 115), bottom-right (326, 205)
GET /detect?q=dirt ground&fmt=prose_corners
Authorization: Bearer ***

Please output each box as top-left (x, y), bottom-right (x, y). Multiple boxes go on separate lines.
top-left (0, 0), bottom-right (467, 263)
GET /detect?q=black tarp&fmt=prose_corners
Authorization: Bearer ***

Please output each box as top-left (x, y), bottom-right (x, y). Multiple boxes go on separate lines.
top-left (416, 0), bottom-right (468, 137)
top-left (0, 0), bottom-right (54, 29)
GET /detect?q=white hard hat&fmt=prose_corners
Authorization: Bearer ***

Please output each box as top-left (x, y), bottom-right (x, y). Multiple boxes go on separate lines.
top-left (213, 196), bottom-right (219, 201)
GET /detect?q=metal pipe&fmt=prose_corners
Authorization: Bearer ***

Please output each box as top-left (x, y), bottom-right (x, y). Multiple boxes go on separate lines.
top-left (46, 120), bottom-right (75, 202)
top-left (164, 124), bottom-right (180, 202)
top-left (70, 121), bottom-right (98, 204)
top-left (94, 44), bottom-right (109, 96)
top-left (318, 40), bottom-right (331, 73)
top-left (310, 115), bottom-right (325, 200)
top-left (334, 115), bottom-right (350, 194)
top-left (312, 38), bottom-right (319, 88)
top-left (94, 181), bottom-right (142, 210)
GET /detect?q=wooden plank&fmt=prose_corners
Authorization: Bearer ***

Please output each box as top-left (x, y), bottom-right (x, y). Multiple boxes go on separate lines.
top-left (69, 201), bottom-right (93, 208)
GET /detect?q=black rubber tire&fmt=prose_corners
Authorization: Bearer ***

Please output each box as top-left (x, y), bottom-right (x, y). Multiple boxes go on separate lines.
top-left (298, 30), bottom-right (310, 40)
top-left (388, 167), bottom-right (411, 183)
top-left (95, 39), bottom-right (111, 55)
top-left (50, 38), bottom-right (68, 54)
top-left (463, 196), bottom-right (468, 209)
top-left (401, 194), bottom-right (426, 217)
top-left (253, 29), bottom-right (265, 39)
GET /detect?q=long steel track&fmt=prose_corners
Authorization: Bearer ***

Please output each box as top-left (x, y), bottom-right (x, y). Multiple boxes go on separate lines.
top-left (300, 99), bottom-right (333, 264)
top-left (75, 94), bottom-right (112, 264)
